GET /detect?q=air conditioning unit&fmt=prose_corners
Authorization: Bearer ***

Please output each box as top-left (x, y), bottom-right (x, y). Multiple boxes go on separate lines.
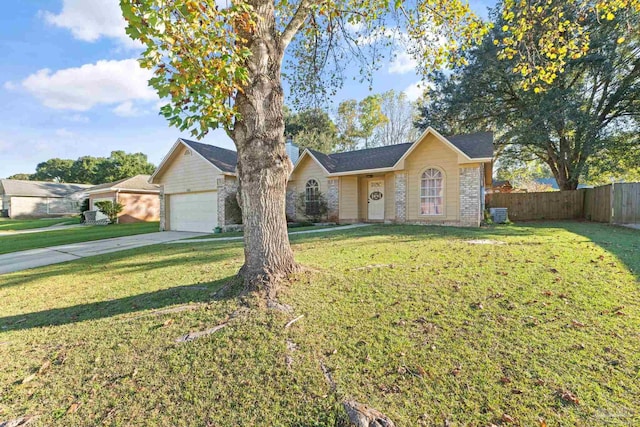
top-left (490, 207), bottom-right (508, 224)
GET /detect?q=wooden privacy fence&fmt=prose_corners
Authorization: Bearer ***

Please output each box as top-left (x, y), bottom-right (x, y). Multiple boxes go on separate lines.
top-left (486, 182), bottom-right (640, 224)
top-left (583, 185), bottom-right (611, 222)
top-left (612, 182), bottom-right (640, 224)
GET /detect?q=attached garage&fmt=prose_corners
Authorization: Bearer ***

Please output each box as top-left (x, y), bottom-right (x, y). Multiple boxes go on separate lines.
top-left (150, 138), bottom-right (241, 233)
top-left (168, 191), bottom-right (217, 232)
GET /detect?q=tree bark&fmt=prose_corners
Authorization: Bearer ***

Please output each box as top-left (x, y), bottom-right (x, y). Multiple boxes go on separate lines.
top-left (230, 0), bottom-right (298, 297)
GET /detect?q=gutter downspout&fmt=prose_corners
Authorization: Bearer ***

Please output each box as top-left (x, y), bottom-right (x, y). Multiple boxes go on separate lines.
top-left (115, 189), bottom-right (120, 224)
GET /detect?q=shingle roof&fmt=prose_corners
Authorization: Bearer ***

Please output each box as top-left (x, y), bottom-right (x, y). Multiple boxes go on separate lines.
top-left (309, 143), bottom-right (413, 173)
top-left (446, 132), bottom-right (494, 159)
top-left (172, 130), bottom-right (492, 176)
top-left (181, 139), bottom-right (237, 173)
top-left (85, 175), bottom-right (159, 193)
top-left (0, 179), bottom-right (91, 198)
top-left (306, 131), bottom-right (493, 174)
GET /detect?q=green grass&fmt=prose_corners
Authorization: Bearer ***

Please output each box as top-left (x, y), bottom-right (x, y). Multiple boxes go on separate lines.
top-left (0, 222), bottom-right (639, 426)
top-left (0, 222), bottom-right (159, 255)
top-left (0, 218), bottom-right (79, 231)
top-left (188, 224), bottom-right (341, 239)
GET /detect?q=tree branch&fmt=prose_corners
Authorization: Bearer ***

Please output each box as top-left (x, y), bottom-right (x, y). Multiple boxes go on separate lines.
top-left (280, 0), bottom-right (313, 50)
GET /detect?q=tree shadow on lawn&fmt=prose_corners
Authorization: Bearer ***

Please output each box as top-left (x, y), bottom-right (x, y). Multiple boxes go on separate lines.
top-left (538, 221), bottom-right (640, 282)
top-left (0, 275), bottom-right (238, 332)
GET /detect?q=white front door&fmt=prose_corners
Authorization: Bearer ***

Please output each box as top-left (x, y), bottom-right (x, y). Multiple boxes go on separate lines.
top-left (367, 180), bottom-right (385, 220)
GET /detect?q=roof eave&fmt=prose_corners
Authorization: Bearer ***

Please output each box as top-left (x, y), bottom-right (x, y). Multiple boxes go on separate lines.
top-left (392, 127), bottom-right (476, 168)
top-left (293, 150), bottom-right (332, 176)
top-left (327, 167), bottom-right (395, 177)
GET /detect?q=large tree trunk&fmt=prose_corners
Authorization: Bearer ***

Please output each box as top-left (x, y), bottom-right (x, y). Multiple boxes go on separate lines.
top-left (230, 0), bottom-right (298, 297)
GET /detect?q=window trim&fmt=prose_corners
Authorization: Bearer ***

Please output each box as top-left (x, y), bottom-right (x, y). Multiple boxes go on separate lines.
top-left (305, 178), bottom-right (321, 216)
top-left (418, 167), bottom-right (446, 217)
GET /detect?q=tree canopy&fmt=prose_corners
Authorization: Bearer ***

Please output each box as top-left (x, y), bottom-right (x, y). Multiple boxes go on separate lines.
top-left (284, 107), bottom-right (339, 153)
top-left (416, 1), bottom-right (640, 190)
top-left (6, 151), bottom-right (156, 184)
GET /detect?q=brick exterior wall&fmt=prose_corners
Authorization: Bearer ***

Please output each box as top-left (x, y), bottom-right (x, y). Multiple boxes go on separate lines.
top-left (217, 176), bottom-right (239, 226)
top-left (286, 187), bottom-right (297, 221)
top-left (394, 173), bottom-right (407, 223)
top-left (459, 166), bottom-right (482, 227)
top-left (327, 178), bottom-right (339, 222)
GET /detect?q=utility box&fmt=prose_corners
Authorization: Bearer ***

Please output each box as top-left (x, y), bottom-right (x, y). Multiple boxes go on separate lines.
top-left (490, 207), bottom-right (509, 224)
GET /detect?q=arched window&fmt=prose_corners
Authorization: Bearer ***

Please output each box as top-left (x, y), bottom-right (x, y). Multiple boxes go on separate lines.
top-left (420, 168), bottom-right (444, 215)
top-left (305, 179), bottom-right (320, 216)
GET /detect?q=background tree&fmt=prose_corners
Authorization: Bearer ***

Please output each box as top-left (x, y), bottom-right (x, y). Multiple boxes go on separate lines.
top-left (335, 96), bottom-right (388, 150)
top-left (7, 152), bottom-right (156, 184)
top-left (70, 156), bottom-right (105, 184)
top-left (373, 90), bottom-right (420, 146)
top-left (284, 107), bottom-right (339, 153)
top-left (32, 158), bottom-right (74, 182)
top-left (6, 173), bottom-right (34, 180)
top-left (358, 95), bottom-right (388, 148)
top-left (335, 99), bottom-right (361, 152)
top-left (96, 151), bottom-right (156, 183)
top-left (417, 3), bottom-right (640, 190)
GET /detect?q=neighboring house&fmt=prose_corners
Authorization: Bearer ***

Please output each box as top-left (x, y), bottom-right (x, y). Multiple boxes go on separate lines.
top-left (0, 179), bottom-right (90, 218)
top-left (488, 180), bottom-right (514, 193)
top-left (151, 128), bottom-right (493, 232)
top-left (83, 175), bottom-right (160, 223)
top-left (288, 127), bottom-right (493, 227)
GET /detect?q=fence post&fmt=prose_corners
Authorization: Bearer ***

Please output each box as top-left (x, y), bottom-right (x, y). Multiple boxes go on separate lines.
top-left (610, 183), bottom-right (615, 223)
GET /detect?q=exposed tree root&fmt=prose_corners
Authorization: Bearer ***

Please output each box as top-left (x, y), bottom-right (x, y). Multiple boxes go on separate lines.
top-left (284, 315), bottom-right (304, 329)
top-left (0, 415), bottom-right (37, 427)
top-left (319, 361), bottom-right (337, 392)
top-left (174, 323), bottom-right (228, 343)
top-left (343, 401), bottom-right (396, 427)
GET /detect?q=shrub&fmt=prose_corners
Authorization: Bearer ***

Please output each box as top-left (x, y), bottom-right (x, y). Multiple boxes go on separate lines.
top-left (296, 191), bottom-right (328, 223)
top-left (225, 193), bottom-right (243, 224)
top-left (95, 200), bottom-right (124, 224)
top-left (78, 198), bottom-right (90, 223)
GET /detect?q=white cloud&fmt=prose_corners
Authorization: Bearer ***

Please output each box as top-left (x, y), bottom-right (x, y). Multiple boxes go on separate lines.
top-left (65, 114), bottom-right (90, 123)
top-left (345, 21), bottom-right (364, 33)
top-left (113, 101), bottom-right (144, 117)
top-left (21, 59), bottom-right (156, 111)
top-left (42, 0), bottom-right (140, 49)
top-left (0, 139), bottom-right (14, 154)
top-left (389, 50), bottom-right (417, 74)
top-left (403, 81), bottom-right (431, 102)
top-left (3, 81), bottom-right (17, 91)
top-left (55, 128), bottom-right (75, 138)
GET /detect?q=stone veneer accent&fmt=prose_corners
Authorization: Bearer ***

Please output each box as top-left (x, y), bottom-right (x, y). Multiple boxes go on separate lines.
top-left (394, 173), bottom-right (407, 223)
top-left (459, 166), bottom-right (482, 227)
top-left (159, 188), bottom-right (166, 231)
top-left (327, 178), bottom-right (339, 222)
top-left (286, 187), bottom-right (297, 221)
top-left (217, 176), bottom-right (239, 226)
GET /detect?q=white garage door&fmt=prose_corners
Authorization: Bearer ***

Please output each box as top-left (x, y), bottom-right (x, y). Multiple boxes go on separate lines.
top-left (169, 192), bottom-right (217, 232)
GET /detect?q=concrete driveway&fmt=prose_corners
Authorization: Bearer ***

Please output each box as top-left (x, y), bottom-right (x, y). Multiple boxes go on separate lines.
top-left (0, 231), bottom-right (205, 275)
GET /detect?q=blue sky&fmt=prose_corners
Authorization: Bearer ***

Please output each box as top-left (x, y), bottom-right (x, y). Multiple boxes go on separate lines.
top-left (0, 0), bottom-right (495, 178)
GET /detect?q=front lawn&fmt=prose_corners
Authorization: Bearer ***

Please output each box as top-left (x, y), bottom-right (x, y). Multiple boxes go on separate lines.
top-left (0, 222), bottom-right (159, 255)
top-left (0, 218), bottom-right (78, 231)
top-left (0, 222), bottom-right (638, 426)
